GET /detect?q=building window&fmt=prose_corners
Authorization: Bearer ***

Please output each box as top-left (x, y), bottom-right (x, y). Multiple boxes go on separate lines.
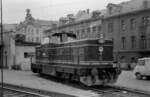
top-left (76, 30), bottom-right (80, 39)
top-left (141, 36), bottom-right (146, 49)
top-left (36, 29), bottom-right (39, 34)
top-left (32, 38), bottom-right (34, 42)
top-left (28, 28), bottom-right (30, 32)
top-left (131, 36), bottom-right (136, 49)
top-left (87, 27), bottom-right (90, 33)
top-left (143, 1), bottom-right (148, 9)
top-left (27, 37), bottom-right (30, 42)
top-left (81, 29), bottom-right (85, 38)
top-left (121, 37), bottom-right (126, 49)
top-left (108, 22), bottom-right (113, 33)
top-left (109, 7), bottom-right (113, 15)
top-left (97, 26), bottom-right (101, 32)
top-left (142, 16), bottom-right (150, 26)
top-left (92, 26), bottom-right (96, 32)
top-left (148, 38), bottom-right (150, 48)
top-left (121, 20), bottom-right (126, 31)
top-left (24, 52), bottom-right (28, 58)
top-left (32, 29), bottom-right (34, 33)
top-left (36, 37), bottom-right (39, 43)
top-left (130, 18), bottom-right (136, 29)
top-left (86, 27), bottom-right (90, 38)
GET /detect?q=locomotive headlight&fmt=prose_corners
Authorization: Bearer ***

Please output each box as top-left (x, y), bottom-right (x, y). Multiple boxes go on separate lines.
top-left (98, 46), bottom-right (103, 52)
top-left (42, 52), bottom-right (46, 56)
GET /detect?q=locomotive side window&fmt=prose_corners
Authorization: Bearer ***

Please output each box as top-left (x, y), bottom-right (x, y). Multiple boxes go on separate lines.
top-left (36, 50), bottom-right (41, 58)
top-left (48, 48), bottom-right (56, 60)
top-left (79, 48), bottom-right (85, 61)
top-left (73, 48), bottom-right (78, 62)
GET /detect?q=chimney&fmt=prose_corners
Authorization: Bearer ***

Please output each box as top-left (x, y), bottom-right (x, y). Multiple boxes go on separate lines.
top-left (67, 14), bottom-right (74, 19)
top-left (87, 9), bottom-right (90, 14)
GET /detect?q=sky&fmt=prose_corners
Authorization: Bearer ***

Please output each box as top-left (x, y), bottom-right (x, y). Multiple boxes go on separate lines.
top-left (2, 0), bottom-right (130, 24)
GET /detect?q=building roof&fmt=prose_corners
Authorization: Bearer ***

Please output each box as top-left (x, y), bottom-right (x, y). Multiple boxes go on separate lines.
top-left (34, 19), bottom-right (57, 26)
top-left (105, 0), bottom-right (150, 18)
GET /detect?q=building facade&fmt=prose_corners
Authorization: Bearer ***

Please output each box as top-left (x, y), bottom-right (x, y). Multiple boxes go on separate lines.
top-left (103, 0), bottom-right (150, 68)
top-left (45, 9), bottom-right (104, 43)
top-left (16, 9), bottom-right (57, 43)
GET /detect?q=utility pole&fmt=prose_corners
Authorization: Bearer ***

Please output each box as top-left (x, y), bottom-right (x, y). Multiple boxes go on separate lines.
top-left (0, 0), bottom-right (4, 96)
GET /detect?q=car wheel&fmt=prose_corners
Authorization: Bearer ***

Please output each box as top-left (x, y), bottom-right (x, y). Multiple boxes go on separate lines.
top-left (135, 73), bottom-right (142, 80)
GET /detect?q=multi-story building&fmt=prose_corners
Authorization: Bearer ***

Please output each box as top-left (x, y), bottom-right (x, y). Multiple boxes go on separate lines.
top-left (45, 9), bottom-right (105, 43)
top-left (103, 0), bottom-right (150, 67)
top-left (16, 9), bottom-right (57, 43)
top-left (0, 9), bottom-right (57, 70)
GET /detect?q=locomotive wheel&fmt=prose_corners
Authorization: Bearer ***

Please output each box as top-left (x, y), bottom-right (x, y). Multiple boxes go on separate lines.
top-left (79, 76), bottom-right (93, 86)
top-left (135, 73), bottom-right (142, 80)
top-left (32, 69), bottom-right (37, 73)
top-left (62, 73), bottom-right (70, 79)
top-left (71, 74), bottom-right (80, 81)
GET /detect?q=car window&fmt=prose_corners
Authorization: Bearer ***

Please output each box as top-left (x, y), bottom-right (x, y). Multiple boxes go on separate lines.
top-left (138, 60), bottom-right (145, 66)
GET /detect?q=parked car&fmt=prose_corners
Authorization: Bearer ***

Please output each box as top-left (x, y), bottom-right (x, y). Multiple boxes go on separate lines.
top-left (133, 58), bottom-right (150, 80)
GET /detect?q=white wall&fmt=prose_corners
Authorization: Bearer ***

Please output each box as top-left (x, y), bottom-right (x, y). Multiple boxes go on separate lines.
top-left (15, 45), bottom-right (35, 70)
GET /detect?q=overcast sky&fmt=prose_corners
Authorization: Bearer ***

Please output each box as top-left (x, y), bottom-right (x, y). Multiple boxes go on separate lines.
top-left (3, 0), bottom-right (129, 24)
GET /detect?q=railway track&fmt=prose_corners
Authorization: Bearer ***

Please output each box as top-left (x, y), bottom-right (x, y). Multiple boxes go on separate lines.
top-left (38, 74), bottom-right (150, 97)
top-left (2, 87), bottom-right (49, 97)
top-left (89, 86), bottom-right (150, 97)
top-left (0, 83), bottom-right (75, 97)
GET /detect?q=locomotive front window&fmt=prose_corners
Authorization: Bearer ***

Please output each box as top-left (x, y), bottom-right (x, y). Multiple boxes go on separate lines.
top-left (36, 51), bottom-right (41, 57)
top-left (42, 52), bottom-right (46, 56)
top-left (138, 60), bottom-right (145, 66)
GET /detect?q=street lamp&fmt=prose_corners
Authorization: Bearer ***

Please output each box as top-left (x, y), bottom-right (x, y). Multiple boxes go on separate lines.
top-left (0, 0), bottom-right (4, 96)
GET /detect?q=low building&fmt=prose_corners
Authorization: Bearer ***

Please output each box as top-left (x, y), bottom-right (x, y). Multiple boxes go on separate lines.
top-left (0, 24), bottom-right (40, 70)
top-left (14, 41), bottom-right (39, 70)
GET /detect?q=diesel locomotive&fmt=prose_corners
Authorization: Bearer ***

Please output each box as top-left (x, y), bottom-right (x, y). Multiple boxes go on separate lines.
top-left (31, 33), bottom-right (121, 86)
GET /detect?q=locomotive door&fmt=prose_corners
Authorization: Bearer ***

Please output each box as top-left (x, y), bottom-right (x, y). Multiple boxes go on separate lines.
top-left (73, 48), bottom-right (79, 64)
top-left (79, 48), bottom-right (84, 61)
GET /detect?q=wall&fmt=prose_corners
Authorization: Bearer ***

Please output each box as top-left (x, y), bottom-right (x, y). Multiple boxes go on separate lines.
top-left (15, 45), bottom-right (35, 70)
top-left (103, 5), bottom-right (150, 68)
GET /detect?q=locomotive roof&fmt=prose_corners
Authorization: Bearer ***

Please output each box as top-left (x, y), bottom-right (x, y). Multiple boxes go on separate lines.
top-left (62, 38), bottom-right (111, 44)
top-left (39, 38), bottom-right (113, 48)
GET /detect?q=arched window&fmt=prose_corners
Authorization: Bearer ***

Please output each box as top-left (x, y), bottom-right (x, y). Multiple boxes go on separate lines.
top-left (131, 36), bottom-right (136, 49)
top-left (121, 37), bottom-right (126, 49)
